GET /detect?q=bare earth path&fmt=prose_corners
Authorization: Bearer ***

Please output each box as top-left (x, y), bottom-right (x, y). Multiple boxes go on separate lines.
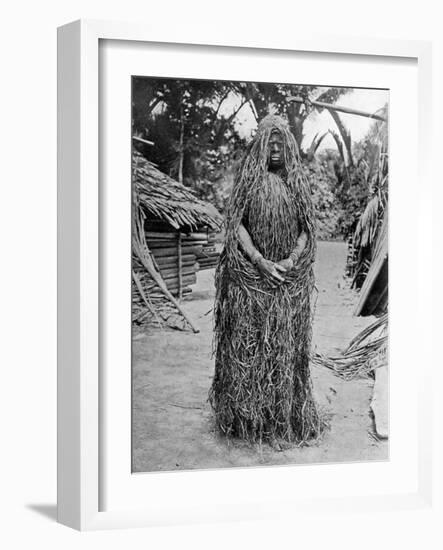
top-left (132, 241), bottom-right (388, 472)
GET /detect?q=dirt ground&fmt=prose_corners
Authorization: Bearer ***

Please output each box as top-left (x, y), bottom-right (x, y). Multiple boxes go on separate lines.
top-left (132, 240), bottom-right (388, 472)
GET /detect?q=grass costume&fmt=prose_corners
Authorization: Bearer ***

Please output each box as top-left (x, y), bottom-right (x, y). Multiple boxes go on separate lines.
top-left (209, 114), bottom-right (324, 445)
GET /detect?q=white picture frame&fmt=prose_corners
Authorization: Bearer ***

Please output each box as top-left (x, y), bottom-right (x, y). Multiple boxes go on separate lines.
top-left (57, 19), bottom-right (433, 531)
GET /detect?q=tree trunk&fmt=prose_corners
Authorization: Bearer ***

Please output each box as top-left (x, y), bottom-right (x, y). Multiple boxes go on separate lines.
top-left (286, 102), bottom-right (306, 156)
top-left (178, 105), bottom-right (184, 184)
top-left (329, 130), bottom-right (346, 165)
top-left (327, 109), bottom-right (354, 168)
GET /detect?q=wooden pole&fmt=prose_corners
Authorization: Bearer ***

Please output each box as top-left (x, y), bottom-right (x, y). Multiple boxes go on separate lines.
top-left (177, 232), bottom-right (183, 302)
top-left (133, 238), bottom-right (199, 333)
top-left (178, 106), bottom-right (184, 184)
top-left (132, 270), bottom-right (163, 327)
top-left (132, 136), bottom-right (155, 146)
top-left (287, 96), bottom-right (387, 122)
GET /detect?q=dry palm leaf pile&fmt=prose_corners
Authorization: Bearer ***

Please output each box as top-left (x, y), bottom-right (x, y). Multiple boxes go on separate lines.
top-left (210, 115), bottom-right (327, 445)
top-left (312, 313), bottom-right (388, 380)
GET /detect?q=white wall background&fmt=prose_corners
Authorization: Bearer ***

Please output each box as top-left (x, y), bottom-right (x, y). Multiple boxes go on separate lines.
top-left (0, 1), bottom-right (441, 547)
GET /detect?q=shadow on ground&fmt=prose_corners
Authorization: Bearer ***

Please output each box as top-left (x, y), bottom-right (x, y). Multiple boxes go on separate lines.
top-left (26, 504), bottom-right (57, 522)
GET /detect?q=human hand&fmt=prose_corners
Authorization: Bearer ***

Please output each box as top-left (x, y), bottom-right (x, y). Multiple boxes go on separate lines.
top-left (276, 257), bottom-right (294, 271)
top-left (256, 257), bottom-right (287, 284)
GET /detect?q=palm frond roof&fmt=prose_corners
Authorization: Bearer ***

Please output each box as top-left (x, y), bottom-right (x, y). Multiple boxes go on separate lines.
top-left (133, 151), bottom-right (222, 231)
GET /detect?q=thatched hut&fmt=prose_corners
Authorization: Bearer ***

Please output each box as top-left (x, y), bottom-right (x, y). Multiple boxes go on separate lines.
top-left (132, 151), bottom-right (222, 330)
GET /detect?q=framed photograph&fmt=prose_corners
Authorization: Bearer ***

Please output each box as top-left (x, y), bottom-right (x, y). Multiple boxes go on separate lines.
top-left (57, 19), bottom-right (433, 530)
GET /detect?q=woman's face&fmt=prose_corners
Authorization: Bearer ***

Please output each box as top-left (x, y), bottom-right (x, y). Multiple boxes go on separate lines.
top-left (268, 131), bottom-right (284, 169)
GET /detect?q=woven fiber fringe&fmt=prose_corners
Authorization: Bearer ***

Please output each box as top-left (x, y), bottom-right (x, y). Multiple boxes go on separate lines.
top-left (209, 115), bottom-right (326, 445)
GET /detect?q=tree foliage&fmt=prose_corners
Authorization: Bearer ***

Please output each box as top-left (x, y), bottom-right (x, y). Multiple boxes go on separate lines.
top-left (132, 77), bottom-right (387, 246)
top-left (132, 78), bottom-right (351, 211)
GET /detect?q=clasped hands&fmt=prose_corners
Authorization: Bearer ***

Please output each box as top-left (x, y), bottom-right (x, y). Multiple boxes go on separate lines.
top-left (252, 252), bottom-right (298, 286)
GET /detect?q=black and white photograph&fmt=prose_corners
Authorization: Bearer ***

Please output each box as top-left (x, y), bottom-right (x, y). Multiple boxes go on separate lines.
top-left (131, 77), bottom-right (389, 472)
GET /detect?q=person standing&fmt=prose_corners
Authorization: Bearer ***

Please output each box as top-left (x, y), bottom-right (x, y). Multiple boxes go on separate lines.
top-left (209, 114), bottom-right (325, 445)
